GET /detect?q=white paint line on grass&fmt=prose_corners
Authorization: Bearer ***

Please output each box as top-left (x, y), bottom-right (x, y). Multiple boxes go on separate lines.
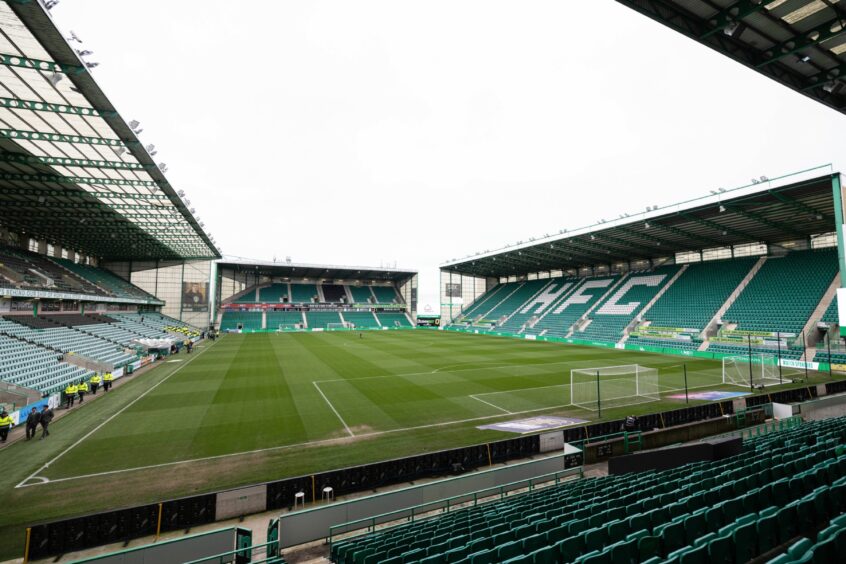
top-left (469, 394), bottom-right (513, 414)
top-left (20, 399), bottom-right (582, 488)
top-left (15, 339), bottom-right (221, 489)
top-left (312, 381), bottom-right (355, 437)
top-left (316, 359), bottom-right (579, 384)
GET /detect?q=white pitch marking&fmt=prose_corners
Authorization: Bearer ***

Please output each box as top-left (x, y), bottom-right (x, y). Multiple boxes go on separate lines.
top-left (20, 401), bottom-right (581, 488)
top-left (469, 394), bottom-right (513, 414)
top-left (15, 339), bottom-right (220, 489)
top-left (313, 381), bottom-right (355, 437)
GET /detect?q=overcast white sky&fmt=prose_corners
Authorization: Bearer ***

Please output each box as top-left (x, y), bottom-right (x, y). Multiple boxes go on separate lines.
top-left (52, 0), bottom-right (845, 312)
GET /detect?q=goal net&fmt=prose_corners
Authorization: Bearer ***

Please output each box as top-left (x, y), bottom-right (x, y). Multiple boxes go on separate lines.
top-left (722, 354), bottom-right (783, 388)
top-left (327, 322), bottom-right (353, 330)
top-left (570, 364), bottom-right (660, 412)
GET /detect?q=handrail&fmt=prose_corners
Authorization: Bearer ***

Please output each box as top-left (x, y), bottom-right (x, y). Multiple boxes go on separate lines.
top-left (328, 466), bottom-right (582, 548)
top-left (182, 539), bottom-right (279, 564)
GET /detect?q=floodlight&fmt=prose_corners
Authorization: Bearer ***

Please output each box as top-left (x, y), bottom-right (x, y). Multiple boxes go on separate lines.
top-left (129, 119), bottom-right (141, 129)
top-left (590, 234), bottom-right (596, 240)
top-left (798, 54), bottom-right (811, 63)
top-left (177, 190), bottom-right (185, 197)
top-left (67, 30), bottom-right (82, 43)
top-left (45, 0), bottom-right (59, 10)
top-left (85, 62), bottom-right (99, 69)
top-left (115, 147), bottom-right (126, 157)
top-left (822, 82), bottom-right (838, 93)
top-left (723, 21), bottom-right (740, 37)
top-left (719, 205), bottom-right (726, 213)
top-left (47, 72), bottom-right (63, 86)
top-left (76, 49), bottom-right (93, 57)
top-left (760, 175), bottom-right (768, 181)
top-left (644, 221), bottom-right (650, 229)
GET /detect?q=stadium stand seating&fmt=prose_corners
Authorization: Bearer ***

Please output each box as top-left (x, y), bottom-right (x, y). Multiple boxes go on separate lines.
top-left (234, 288), bottom-right (259, 303)
top-left (49, 257), bottom-right (157, 301)
top-left (331, 416), bottom-right (846, 564)
top-left (645, 258), bottom-right (757, 331)
top-left (343, 311), bottom-right (381, 328)
top-left (260, 284), bottom-right (289, 303)
top-left (0, 317), bottom-right (136, 366)
top-left (0, 246), bottom-right (103, 296)
top-left (496, 279), bottom-right (565, 333)
top-left (456, 284), bottom-right (512, 323)
top-left (477, 279), bottom-right (549, 330)
top-left (306, 311), bottom-right (342, 329)
top-left (377, 312), bottom-right (412, 327)
top-left (724, 249), bottom-right (838, 335)
top-left (110, 313), bottom-right (200, 338)
top-left (0, 334), bottom-right (93, 394)
top-left (290, 283), bottom-right (318, 303)
top-left (532, 275), bottom-right (622, 338)
top-left (266, 310), bottom-right (303, 330)
top-left (372, 286), bottom-right (399, 304)
top-left (823, 295), bottom-right (839, 324)
top-left (323, 284), bottom-right (347, 302)
top-left (220, 311), bottom-right (263, 331)
top-left (576, 265), bottom-right (682, 343)
top-left (349, 285), bottom-right (375, 303)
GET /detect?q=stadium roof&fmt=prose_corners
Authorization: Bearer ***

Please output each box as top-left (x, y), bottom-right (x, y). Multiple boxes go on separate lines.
top-left (217, 258), bottom-right (417, 282)
top-left (0, 1), bottom-right (220, 261)
top-left (616, 0), bottom-right (846, 115)
top-left (441, 167), bottom-right (839, 278)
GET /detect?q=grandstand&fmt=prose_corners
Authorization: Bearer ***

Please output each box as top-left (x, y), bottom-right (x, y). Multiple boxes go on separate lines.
top-left (442, 171), bottom-right (843, 367)
top-left (216, 259), bottom-right (417, 332)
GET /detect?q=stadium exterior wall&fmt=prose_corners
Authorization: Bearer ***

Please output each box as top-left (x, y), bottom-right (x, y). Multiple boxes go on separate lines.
top-left (103, 259), bottom-right (214, 328)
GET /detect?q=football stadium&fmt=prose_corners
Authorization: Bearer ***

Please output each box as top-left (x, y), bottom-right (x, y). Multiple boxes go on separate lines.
top-left (3, 1), bottom-right (846, 563)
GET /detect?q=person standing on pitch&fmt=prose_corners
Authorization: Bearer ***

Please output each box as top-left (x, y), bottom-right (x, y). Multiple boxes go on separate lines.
top-left (77, 379), bottom-right (88, 403)
top-left (64, 381), bottom-right (77, 408)
top-left (103, 372), bottom-right (113, 392)
top-left (0, 410), bottom-right (13, 443)
top-left (90, 373), bottom-right (101, 395)
top-left (25, 407), bottom-right (40, 440)
top-left (39, 404), bottom-right (53, 439)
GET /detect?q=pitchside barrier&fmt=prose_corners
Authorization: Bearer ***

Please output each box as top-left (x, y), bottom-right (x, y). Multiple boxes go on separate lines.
top-left (22, 383), bottom-right (834, 560)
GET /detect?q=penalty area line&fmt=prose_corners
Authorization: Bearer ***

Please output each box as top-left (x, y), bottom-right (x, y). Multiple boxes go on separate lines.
top-left (15, 339), bottom-right (220, 489)
top-left (312, 381), bottom-right (355, 437)
top-left (469, 394), bottom-right (513, 414)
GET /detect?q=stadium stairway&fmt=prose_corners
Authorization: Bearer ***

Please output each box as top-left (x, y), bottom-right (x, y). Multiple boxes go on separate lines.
top-left (349, 285), bottom-right (374, 304)
top-left (699, 256), bottom-right (767, 344)
top-left (616, 264), bottom-right (689, 345)
top-left (454, 284), bottom-right (512, 325)
top-left (474, 281), bottom-right (547, 329)
top-left (797, 273), bottom-right (840, 360)
top-left (343, 311), bottom-right (381, 328)
top-left (330, 416), bottom-right (846, 564)
top-left (566, 273), bottom-right (632, 338)
top-left (372, 286), bottom-right (399, 304)
top-left (496, 279), bottom-right (559, 333)
top-left (575, 265), bottom-right (683, 344)
top-left (531, 275), bottom-right (623, 338)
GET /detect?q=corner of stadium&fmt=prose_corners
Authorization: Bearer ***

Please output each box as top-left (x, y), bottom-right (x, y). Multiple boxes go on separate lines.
top-left (2, 1), bottom-right (846, 563)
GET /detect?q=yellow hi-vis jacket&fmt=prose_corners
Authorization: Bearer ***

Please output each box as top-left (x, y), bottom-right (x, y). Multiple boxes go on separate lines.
top-left (90, 375), bottom-right (101, 384)
top-left (103, 373), bottom-right (113, 382)
top-left (0, 414), bottom-right (13, 429)
top-left (78, 382), bottom-right (89, 392)
top-left (65, 384), bottom-right (77, 395)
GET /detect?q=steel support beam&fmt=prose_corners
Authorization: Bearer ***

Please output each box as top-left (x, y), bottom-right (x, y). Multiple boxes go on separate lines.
top-left (0, 151), bottom-right (149, 171)
top-left (0, 96), bottom-right (116, 118)
top-left (0, 171), bottom-right (159, 189)
top-left (0, 186), bottom-right (168, 200)
top-left (679, 212), bottom-right (759, 242)
top-left (758, 15), bottom-right (846, 68)
top-left (0, 52), bottom-right (84, 74)
top-left (700, 0), bottom-right (781, 39)
top-left (722, 205), bottom-right (807, 237)
top-left (0, 127), bottom-right (131, 148)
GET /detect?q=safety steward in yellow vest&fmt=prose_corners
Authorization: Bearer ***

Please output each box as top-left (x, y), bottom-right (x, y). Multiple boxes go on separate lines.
top-left (77, 379), bottom-right (89, 403)
top-left (0, 410), bottom-right (13, 443)
top-left (90, 374), bottom-right (101, 395)
top-left (64, 382), bottom-right (78, 408)
top-left (103, 372), bottom-right (113, 392)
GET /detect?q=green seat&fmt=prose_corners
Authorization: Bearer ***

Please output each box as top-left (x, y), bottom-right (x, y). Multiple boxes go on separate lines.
top-left (584, 527), bottom-right (609, 553)
top-left (638, 535), bottom-right (661, 561)
top-left (683, 514), bottom-right (707, 544)
top-left (707, 534), bottom-right (733, 564)
top-left (531, 545), bottom-right (556, 564)
top-left (757, 514), bottom-right (780, 554)
top-left (787, 538), bottom-right (813, 559)
top-left (776, 505), bottom-right (799, 543)
top-left (496, 540), bottom-right (521, 562)
top-left (557, 536), bottom-right (585, 562)
top-left (656, 520), bottom-right (686, 554)
top-left (733, 521), bottom-right (757, 563)
top-left (609, 538), bottom-right (638, 564)
top-left (679, 544), bottom-right (708, 564)
top-left (468, 549), bottom-right (495, 564)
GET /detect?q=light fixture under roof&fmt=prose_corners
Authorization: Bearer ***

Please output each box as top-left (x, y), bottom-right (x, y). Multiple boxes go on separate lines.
top-left (723, 21), bottom-right (740, 37)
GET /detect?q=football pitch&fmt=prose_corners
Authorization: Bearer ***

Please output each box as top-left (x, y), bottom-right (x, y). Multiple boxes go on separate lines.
top-left (0, 330), bottom-right (823, 558)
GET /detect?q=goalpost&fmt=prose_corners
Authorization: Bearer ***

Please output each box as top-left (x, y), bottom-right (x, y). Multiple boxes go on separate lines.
top-left (570, 364), bottom-right (660, 412)
top-left (722, 353), bottom-right (783, 388)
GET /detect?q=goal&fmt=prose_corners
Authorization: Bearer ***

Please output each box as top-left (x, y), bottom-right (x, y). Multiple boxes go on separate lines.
top-left (570, 364), bottom-right (660, 412)
top-left (327, 322), bottom-right (353, 330)
top-left (722, 354), bottom-right (783, 388)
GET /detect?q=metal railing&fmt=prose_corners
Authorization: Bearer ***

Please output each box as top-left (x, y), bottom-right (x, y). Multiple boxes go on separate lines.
top-left (327, 466), bottom-right (583, 548)
top-left (181, 540), bottom-right (280, 564)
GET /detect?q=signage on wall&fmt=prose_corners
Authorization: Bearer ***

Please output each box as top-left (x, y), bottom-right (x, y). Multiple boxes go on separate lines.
top-left (182, 282), bottom-right (209, 312)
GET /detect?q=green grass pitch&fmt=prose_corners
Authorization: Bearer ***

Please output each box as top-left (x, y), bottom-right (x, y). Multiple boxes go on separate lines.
top-left (0, 330), bottom-right (825, 559)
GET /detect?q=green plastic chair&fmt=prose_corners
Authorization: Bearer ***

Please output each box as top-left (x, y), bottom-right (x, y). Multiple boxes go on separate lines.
top-left (706, 534), bottom-right (733, 564)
